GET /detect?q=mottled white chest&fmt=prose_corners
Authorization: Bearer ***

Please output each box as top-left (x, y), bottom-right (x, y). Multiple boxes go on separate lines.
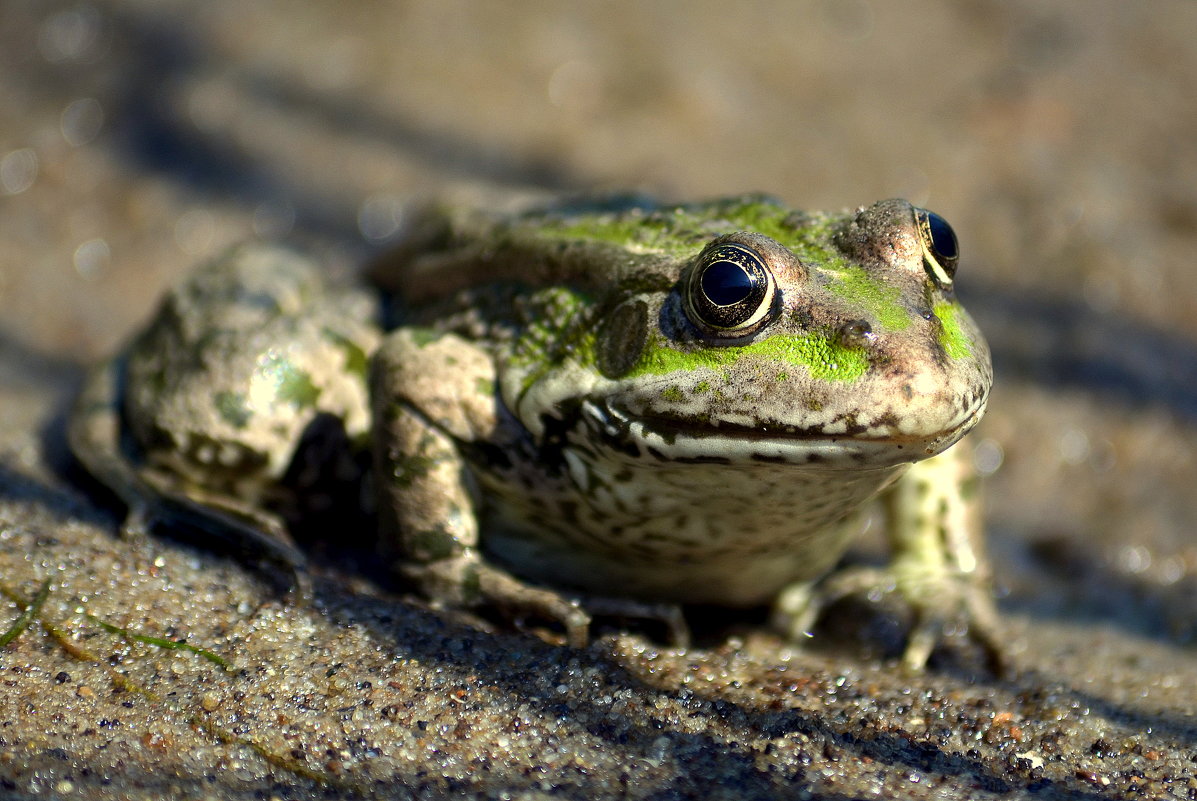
top-left (474, 425), bottom-right (907, 606)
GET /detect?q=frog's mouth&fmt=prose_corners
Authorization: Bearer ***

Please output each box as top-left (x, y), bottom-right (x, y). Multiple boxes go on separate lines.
top-left (579, 400), bottom-right (975, 468)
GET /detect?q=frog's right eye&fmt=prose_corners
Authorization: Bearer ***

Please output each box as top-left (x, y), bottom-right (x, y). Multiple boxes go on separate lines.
top-left (685, 242), bottom-right (777, 334)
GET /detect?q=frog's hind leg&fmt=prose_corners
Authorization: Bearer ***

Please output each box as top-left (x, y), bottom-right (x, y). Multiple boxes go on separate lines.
top-left (68, 360), bottom-right (311, 600)
top-left (371, 328), bottom-right (592, 647)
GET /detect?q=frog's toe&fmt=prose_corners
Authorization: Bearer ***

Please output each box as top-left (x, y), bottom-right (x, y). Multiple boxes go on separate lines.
top-left (118, 503), bottom-right (154, 540)
top-left (770, 580), bottom-right (823, 642)
top-left (772, 567), bottom-right (895, 644)
top-left (900, 584), bottom-right (1007, 674)
top-left (471, 563), bottom-right (592, 648)
top-left (282, 567), bottom-right (315, 605)
top-left (580, 597), bottom-right (691, 649)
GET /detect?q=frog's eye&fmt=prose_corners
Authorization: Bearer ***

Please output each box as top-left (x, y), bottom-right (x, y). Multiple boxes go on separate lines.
top-left (685, 243), bottom-right (777, 333)
top-left (915, 208), bottom-right (959, 289)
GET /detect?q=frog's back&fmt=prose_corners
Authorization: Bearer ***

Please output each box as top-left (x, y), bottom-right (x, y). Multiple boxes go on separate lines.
top-left (374, 195), bottom-right (806, 305)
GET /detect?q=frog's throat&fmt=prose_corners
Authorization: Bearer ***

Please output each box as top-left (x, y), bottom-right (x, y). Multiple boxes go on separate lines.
top-left (578, 400), bottom-right (978, 468)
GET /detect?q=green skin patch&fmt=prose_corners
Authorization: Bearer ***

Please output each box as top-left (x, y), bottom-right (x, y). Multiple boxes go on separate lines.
top-left (509, 288), bottom-right (598, 393)
top-left (390, 449), bottom-right (439, 489)
top-left (215, 391), bottom-right (253, 429)
top-left (629, 332), bottom-right (868, 382)
top-left (408, 526), bottom-right (460, 562)
top-left (258, 353), bottom-right (322, 408)
top-left (505, 201), bottom-right (973, 409)
top-left (545, 215), bottom-right (691, 256)
top-left (824, 263), bottom-right (911, 332)
top-left (540, 197), bottom-right (833, 258)
top-left (510, 291), bottom-right (871, 401)
top-left (215, 354), bottom-right (323, 428)
top-left (932, 301), bottom-right (973, 359)
top-left (408, 327), bottom-right (446, 348)
top-left (323, 328), bottom-right (370, 378)
top-left (660, 385), bottom-right (685, 403)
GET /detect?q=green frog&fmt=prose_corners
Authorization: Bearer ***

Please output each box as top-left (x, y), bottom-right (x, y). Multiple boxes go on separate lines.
top-left (70, 195), bottom-right (999, 670)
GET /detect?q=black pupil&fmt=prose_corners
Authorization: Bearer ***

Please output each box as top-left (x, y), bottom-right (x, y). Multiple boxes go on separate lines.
top-left (925, 211), bottom-right (958, 261)
top-left (702, 259), bottom-right (755, 306)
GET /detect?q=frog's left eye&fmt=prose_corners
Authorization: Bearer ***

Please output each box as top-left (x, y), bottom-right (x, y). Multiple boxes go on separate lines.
top-left (685, 243), bottom-right (777, 334)
top-left (915, 208), bottom-right (959, 289)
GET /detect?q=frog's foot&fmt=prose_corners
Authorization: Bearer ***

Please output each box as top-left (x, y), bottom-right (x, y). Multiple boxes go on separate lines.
top-left (97, 486), bottom-right (312, 602)
top-left (130, 473), bottom-right (313, 602)
top-left (409, 557), bottom-right (591, 648)
top-left (408, 559), bottom-right (691, 648)
top-left (772, 566), bottom-right (1005, 673)
top-left (162, 493), bottom-right (312, 602)
top-left (477, 565), bottom-right (592, 648)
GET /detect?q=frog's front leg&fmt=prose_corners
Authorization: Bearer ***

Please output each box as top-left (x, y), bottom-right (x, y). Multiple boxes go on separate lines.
top-left (881, 442), bottom-right (1003, 671)
top-left (774, 443), bottom-right (1004, 672)
top-left (371, 329), bottom-right (591, 646)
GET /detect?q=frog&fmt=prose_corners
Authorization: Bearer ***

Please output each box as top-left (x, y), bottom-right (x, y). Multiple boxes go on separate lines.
top-left (69, 195), bottom-right (1000, 671)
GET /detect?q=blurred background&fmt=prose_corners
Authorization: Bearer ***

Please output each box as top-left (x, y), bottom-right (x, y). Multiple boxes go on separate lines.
top-left (2, 0), bottom-right (1196, 653)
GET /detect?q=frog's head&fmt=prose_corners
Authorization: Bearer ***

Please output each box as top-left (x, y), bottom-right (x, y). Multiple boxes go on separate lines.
top-left (499, 197), bottom-right (991, 468)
